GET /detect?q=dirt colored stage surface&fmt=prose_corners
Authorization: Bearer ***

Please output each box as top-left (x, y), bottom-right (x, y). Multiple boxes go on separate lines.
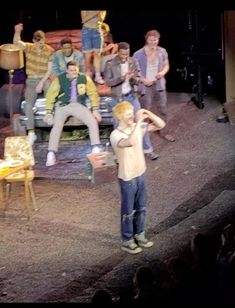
top-left (0, 92), bottom-right (235, 303)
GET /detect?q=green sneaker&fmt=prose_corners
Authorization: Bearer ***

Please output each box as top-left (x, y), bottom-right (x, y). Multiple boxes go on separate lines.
top-left (135, 232), bottom-right (154, 248)
top-left (121, 239), bottom-right (143, 254)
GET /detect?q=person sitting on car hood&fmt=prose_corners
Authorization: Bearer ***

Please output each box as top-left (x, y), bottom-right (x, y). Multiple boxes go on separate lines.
top-left (43, 60), bottom-right (102, 167)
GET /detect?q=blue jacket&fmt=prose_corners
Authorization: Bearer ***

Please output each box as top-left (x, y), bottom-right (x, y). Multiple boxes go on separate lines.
top-left (51, 49), bottom-right (85, 76)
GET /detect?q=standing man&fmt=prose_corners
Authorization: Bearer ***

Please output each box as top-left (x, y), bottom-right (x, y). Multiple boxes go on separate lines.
top-left (51, 37), bottom-right (84, 76)
top-left (110, 101), bottom-right (165, 254)
top-left (104, 42), bottom-right (158, 160)
top-left (133, 30), bottom-right (175, 142)
top-left (43, 61), bottom-right (102, 166)
top-left (81, 10), bottom-right (106, 84)
top-left (13, 23), bottom-right (54, 145)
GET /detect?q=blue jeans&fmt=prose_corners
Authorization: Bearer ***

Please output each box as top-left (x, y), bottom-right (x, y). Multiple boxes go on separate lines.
top-left (119, 174), bottom-right (147, 241)
top-left (82, 26), bottom-right (102, 52)
top-left (111, 94), bottom-right (153, 153)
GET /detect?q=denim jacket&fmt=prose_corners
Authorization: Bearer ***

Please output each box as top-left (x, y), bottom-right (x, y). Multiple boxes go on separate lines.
top-left (133, 46), bottom-right (168, 94)
top-left (51, 49), bottom-right (85, 76)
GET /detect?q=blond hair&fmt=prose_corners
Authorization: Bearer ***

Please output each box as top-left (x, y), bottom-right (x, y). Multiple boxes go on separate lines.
top-left (112, 101), bottom-right (133, 120)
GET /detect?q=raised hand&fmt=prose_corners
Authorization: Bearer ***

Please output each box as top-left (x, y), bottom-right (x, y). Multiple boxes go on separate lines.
top-left (14, 23), bottom-right (23, 32)
top-left (92, 110), bottom-right (102, 123)
top-left (136, 109), bottom-right (149, 121)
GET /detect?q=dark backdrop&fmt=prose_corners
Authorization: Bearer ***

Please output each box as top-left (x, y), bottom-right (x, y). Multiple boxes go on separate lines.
top-left (0, 10), bottom-right (225, 102)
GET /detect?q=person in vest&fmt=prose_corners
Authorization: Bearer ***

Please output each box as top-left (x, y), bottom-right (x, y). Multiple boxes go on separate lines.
top-left (133, 30), bottom-right (175, 143)
top-left (43, 60), bottom-right (102, 167)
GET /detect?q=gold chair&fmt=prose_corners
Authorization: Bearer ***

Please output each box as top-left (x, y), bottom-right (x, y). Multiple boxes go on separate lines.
top-left (4, 136), bottom-right (38, 218)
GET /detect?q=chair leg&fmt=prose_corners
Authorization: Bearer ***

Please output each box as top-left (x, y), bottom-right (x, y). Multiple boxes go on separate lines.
top-left (0, 181), bottom-right (4, 202)
top-left (6, 183), bottom-right (11, 199)
top-left (28, 181), bottom-right (38, 211)
top-left (4, 183), bottom-right (11, 211)
top-left (24, 180), bottom-right (31, 219)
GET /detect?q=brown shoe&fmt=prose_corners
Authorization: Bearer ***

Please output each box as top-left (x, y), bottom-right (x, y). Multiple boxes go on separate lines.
top-left (164, 134), bottom-right (175, 142)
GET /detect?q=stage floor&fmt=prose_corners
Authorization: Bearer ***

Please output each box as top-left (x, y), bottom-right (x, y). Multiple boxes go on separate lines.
top-left (0, 92), bottom-right (235, 303)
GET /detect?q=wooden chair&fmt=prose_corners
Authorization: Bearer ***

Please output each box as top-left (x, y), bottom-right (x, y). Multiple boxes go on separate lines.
top-left (4, 136), bottom-right (38, 218)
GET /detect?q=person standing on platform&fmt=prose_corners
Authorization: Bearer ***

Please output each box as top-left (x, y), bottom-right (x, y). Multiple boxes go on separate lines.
top-left (104, 42), bottom-right (159, 160)
top-left (43, 61), bottom-right (102, 166)
top-left (81, 10), bottom-right (106, 85)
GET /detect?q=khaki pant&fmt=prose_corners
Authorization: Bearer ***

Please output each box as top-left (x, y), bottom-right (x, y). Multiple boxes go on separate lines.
top-left (48, 102), bottom-right (100, 152)
top-left (139, 87), bottom-right (168, 135)
top-left (24, 77), bottom-right (50, 130)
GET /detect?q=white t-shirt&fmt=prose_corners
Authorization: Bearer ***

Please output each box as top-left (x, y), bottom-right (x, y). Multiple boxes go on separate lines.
top-left (121, 62), bottom-right (132, 95)
top-left (64, 54), bottom-right (74, 64)
top-left (146, 58), bottom-right (159, 81)
top-left (110, 124), bottom-right (146, 181)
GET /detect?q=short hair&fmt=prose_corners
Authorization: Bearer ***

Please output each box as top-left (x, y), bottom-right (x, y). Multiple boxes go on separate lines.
top-left (60, 38), bottom-right (73, 46)
top-left (118, 42), bottom-right (130, 51)
top-left (145, 29), bottom-right (160, 42)
top-left (112, 101), bottom-right (133, 120)
top-left (33, 30), bottom-right (45, 42)
top-left (66, 60), bottom-right (78, 69)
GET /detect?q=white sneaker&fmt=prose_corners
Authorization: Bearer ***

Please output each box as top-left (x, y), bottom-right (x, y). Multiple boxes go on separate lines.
top-left (91, 145), bottom-right (102, 153)
top-left (94, 76), bottom-right (105, 85)
top-left (46, 151), bottom-right (56, 167)
top-left (134, 232), bottom-right (154, 248)
top-left (28, 131), bottom-right (37, 146)
top-left (121, 239), bottom-right (143, 254)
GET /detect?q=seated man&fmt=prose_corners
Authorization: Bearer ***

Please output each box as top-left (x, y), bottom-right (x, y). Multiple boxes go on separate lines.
top-left (43, 60), bottom-right (102, 166)
top-left (101, 23), bottom-right (118, 57)
top-left (51, 37), bottom-right (84, 76)
top-left (100, 23), bottom-right (118, 74)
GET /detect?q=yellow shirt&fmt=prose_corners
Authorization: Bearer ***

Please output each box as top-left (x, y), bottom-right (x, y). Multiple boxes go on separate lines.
top-left (25, 43), bottom-right (54, 76)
